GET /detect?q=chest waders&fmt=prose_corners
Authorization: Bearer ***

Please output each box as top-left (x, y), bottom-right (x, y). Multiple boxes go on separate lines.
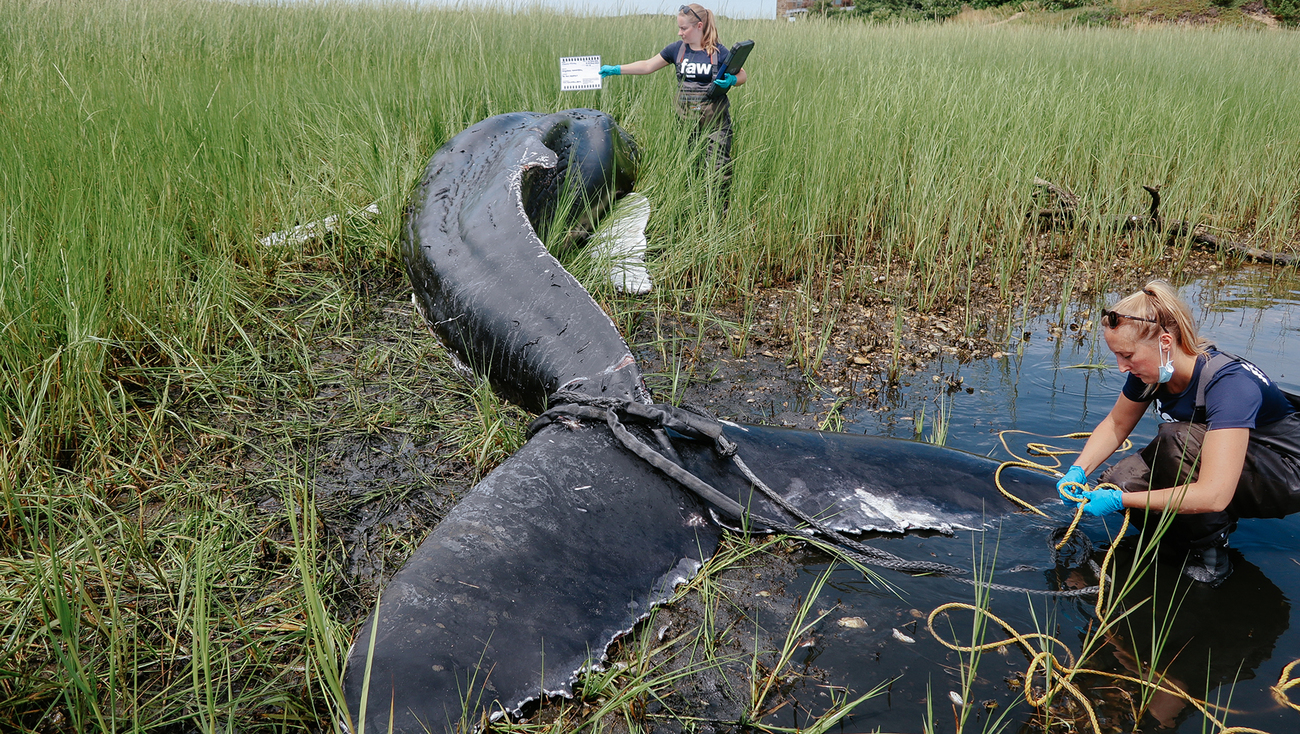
top-left (674, 44), bottom-right (733, 201)
top-left (1099, 352), bottom-right (1300, 585)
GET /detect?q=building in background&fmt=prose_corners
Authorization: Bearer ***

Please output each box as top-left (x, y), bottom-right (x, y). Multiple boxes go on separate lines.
top-left (777, 0), bottom-right (854, 19)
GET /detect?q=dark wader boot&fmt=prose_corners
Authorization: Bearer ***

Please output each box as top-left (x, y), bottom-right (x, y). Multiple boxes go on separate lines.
top-left (1101, 415), bottom-right (1300, 586)
top-left (675, 76), bottom-right (734, 208)
top-left (695, 108), bottom-right (732, 205)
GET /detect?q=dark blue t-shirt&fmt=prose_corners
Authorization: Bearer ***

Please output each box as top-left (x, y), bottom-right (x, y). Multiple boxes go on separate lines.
top-left (1121, 349), bottom-right (1296, 430)
top-left (660, 41), bottom-right (731, 84)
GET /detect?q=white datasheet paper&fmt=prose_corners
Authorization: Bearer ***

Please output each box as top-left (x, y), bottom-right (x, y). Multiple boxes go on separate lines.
top-left (560, 56), bottom-right (601, 91)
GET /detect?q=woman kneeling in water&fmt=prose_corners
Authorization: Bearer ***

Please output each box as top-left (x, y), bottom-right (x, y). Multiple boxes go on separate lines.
top-left (1059, 280), bottom-right (1300, 586)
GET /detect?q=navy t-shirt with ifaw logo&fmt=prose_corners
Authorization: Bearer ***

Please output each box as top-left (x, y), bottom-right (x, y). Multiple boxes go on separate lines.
top-left (659, 40), bottom-right (731, 84)
top-left (1121, 349), bottom-right (1297, 430)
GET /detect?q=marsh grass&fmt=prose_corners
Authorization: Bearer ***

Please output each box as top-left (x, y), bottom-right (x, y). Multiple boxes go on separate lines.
top-left (0, 256), bottom-right (530, 730)
top-left (924, 392), bottom-right (953, 446)
top-left (451, 374), bottom-right (530, 480)
top-left (9, 0), bottom-right (1300, 461)
top-left (4, 0), bottom-right (1300, 730)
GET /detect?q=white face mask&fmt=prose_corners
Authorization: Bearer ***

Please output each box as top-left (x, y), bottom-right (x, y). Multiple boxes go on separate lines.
top-left (1157, 342), bottom-right (1174, 384)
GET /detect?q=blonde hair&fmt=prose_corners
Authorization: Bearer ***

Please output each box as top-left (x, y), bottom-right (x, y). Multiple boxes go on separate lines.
top-left (1105, 279), bottom-right (1209, 357)
top-left (679, 3), bottom-right (719, 56)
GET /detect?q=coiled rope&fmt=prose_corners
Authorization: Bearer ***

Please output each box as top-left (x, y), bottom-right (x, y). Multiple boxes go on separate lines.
top-left (991, 430), bottom-right (1136, 606)
top-left (1272, 660), bottom-right (1300, 712)
top-left (926, 600), bottom-right (1273, 734)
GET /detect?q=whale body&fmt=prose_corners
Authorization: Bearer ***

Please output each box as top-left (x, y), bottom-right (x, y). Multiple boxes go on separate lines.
top-left (341, 110), bottom-right (1057, 733)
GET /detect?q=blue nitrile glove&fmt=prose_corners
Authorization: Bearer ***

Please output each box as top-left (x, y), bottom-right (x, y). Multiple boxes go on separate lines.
top-left (600, 65), bottom-right (621, 77)
top-left (1057, 465), bottom-right (1088, 503)
top-left (712, 72), bottom-right (737, 89)
top-left (1079, 488), bottom-right (1125, 517)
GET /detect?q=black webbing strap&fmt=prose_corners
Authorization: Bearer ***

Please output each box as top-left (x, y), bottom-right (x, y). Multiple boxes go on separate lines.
top-left (1193, 352), bottom-right (1238, 424)
top-left (528, 391), bottom-right (1103, 597)
top-left (1194, 349), bottom-right (1300, 420)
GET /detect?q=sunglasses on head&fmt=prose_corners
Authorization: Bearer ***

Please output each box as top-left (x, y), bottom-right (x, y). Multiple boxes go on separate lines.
top-left (680, 4), bottom-right (703, 21)
top-left (1100, 309), bottom-right (1160, 329)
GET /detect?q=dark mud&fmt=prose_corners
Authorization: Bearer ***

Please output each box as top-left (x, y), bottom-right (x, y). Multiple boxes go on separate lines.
top-left (200, 266), bottom-right (497, 619)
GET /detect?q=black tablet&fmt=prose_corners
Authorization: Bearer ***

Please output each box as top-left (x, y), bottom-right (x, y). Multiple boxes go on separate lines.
top-left (706, 40), bottom-right (754, 100)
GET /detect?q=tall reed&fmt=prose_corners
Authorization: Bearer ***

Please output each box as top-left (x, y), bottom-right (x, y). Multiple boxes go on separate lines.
top-left (5, 0), bottom-right (1299, 465)
top-left (3, 0), bottom-right (1299, 729)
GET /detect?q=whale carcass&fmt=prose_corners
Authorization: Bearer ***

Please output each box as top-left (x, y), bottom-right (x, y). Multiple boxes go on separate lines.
top-left (341, 109), bottom-right (1058, 733)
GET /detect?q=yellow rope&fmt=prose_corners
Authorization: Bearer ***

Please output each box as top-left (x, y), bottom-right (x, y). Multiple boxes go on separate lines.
top-left (993, 460), bottom-right (1052, 516)
top-left (927, 599), bottom-right (1272, 734)
top-left (1272, 660), bottom-right (1300, 711)
top-left (950, 431), bottom-right (1277, 733)
top-left (992, 430), bottom-right (1132, 552)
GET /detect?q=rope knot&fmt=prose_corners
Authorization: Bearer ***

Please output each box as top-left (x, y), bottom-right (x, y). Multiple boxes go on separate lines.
top-left (715, 434), bottom-right (738, 457)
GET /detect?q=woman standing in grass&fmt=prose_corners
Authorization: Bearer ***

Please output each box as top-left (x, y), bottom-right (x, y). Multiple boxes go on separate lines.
top-left (1057, 280), bottom-right (1300, 586)
top-left (600, 4), bottom-right (746, 196)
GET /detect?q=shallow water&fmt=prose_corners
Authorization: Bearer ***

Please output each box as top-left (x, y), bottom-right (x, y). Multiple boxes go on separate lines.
top-left (779, 271), bottom-right (1300, 733)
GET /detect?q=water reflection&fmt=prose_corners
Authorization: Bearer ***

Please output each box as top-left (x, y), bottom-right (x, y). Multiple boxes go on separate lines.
top-left (1078, 540), bottom-right (1289, 732)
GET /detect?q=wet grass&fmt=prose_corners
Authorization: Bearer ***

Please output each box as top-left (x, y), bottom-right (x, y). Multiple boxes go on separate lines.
top-left (3, 0), bottom-right (1300, 730)
top-left (7, 0), bottom-right (1300, 462)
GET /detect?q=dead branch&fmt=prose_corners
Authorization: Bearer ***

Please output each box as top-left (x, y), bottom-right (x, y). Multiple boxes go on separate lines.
top-left (1029, 177), bottom-right (1079, 227)
top-left (1029, 177), bottom-right (1296, 267)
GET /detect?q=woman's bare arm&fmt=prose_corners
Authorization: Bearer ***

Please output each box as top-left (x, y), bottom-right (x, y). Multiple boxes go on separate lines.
top-left (617, 55), bottom-right (670, 75)
top-left (1120, 427), bottom-right (1248, 513)
top-left (1073, 394), bottom-right (1147, 476)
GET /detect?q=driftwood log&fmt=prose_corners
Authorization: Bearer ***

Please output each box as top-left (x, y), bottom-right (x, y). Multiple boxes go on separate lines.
top-left (1030, 178), bottom-right (1297, 267)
